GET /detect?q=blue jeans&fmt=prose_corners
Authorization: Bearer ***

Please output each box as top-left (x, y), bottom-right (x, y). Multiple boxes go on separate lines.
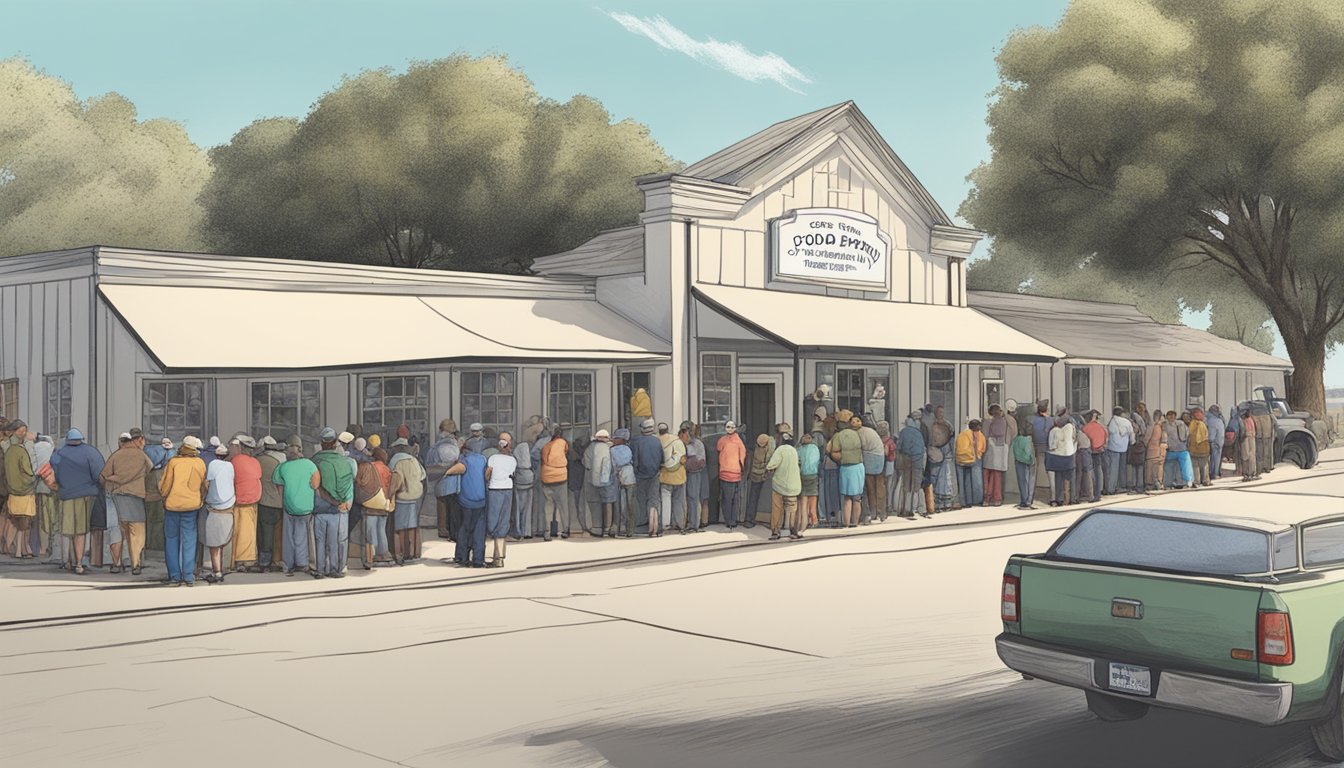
top-left (163, 509), bottom-right (198, 583)
top-left (1173, 450), bottom-right (1193, 486)
top-left (363, 514), bottom-right (388, 558)
top-left (283, 513), bottom-right (312, 571)
top-left (313, 498), bottom-right (345, 575)
top-left (719, 478), bottom-right (741, 527)
top-left (957, 461), bottom-right (984, 506)
top-left (1103, 450), bottom-right (1125, 494)
top-left (1209, 443), bottom-right (1224, 480)
top-left (1090, 453), bottom-right (1104, 500)
top-left (512, 486), bottom-right (533, 538)
top-left (456, 505), bottom-right (487, 566)
top-left (1015, 461), bottom-right (1035, 507)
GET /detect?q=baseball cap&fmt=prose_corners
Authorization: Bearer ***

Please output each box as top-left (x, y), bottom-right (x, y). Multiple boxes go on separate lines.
top-left (260, 435), bottom-right (277, 448)
top-left (183, 435), bottom-right (203, 450)
top-left (613, 428), bottom-right (630, 441)
top-left (594, 428), bottom-right (610, 439)
top-left (640, 418), bottom-right (656, 435)
top-left (338, 431), bottom-right (355, 444)
top-left (353, 437), bottom-right (367, 451)
top-left (319, 426), bottom-right (337, 441)
top-left (215, 445), bottom-right (229, 456)
top-left (469, 422), bottom-right (484, 433)
top-left (66, 428), bottom-right (84, 442)
top-left (239, 436), bottom-right (258, 449)
top-left (118, 432), bottom-right (132, 441)
top-left (128, 427), bottom-right (144, 439)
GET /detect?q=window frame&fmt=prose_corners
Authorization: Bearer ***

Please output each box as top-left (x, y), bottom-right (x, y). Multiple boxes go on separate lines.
top-left (0, 378), bottom-right (17, 420)
top-left (928, 365), bottom-right (956, 425)
top-left (458, 367), bottom-right (518, 436)
top-left (700, 352), bottom-right (736, 433)
top-left (835, 367), bottom-right (866, 417)
top-left (619, 369), bottom-right (654, 430)
top-left (44, 372), bottom-right (74, 438)
top-left (1113, 367), bottom-right (1145, 415)
top-left (546, 369), bottom-right (596, 437)
top-left (249, 378), bottom-right (324, 447)
top-left (359, 373), bottom-right (432, 445)
top-left (141, 378), bottom-right (212, 442)
top-left (1186, 370), bottom-right (1207, 410)
top-left (1067, 365), bottom-right (1091, 413)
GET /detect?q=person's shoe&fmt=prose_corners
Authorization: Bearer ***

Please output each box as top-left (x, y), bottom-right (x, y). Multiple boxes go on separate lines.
top-left (330, 571), bottom-right (345, 579)
top-left (169, 580), bottom-right (183, 587)
top-left (310, 570), bottom-right (324, 579)
top-left (285, 569), bottom-right (295, 577)
top-left (768, 534), bottom-right (781, 540)
top-left (205, 573), bottom-right (219, 584)
top-left (131, 566), bottom-right (143, 576)
top-left (182, 580), bottom-right (194, 587)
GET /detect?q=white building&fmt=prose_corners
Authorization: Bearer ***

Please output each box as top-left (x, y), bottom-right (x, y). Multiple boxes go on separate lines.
top-left (0, 102), bottom-right (1289, 456)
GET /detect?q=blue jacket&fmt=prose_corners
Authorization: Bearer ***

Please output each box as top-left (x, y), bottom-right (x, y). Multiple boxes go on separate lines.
top-left (1032, 414), bottom-right (1053, 446)
top-left (898, 424), bottom-right (926, 458)
top-left (458, 453), bottom-right (488, 510)
top-left (145, 444), bottom-right (171, 469)
top-left (51, 442), bottom-right (106, 500)
top-left (630, 435), bottom-right (663, 480)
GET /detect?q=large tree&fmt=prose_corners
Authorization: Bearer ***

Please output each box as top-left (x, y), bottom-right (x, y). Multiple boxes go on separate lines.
top-left (961, 0), bottom-right (1344, 416)
top-left (204, 55), bottom-right (678, 272)
top-left (0, 59), bottom-right (210, 256)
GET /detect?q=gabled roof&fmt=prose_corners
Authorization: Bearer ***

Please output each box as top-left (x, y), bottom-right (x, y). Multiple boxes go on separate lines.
top-left (969, 290), bottom-right (1292, 369)
top-left (529, 226), bottom-right (643, 277)
top-left (680, 101), bottom-right (954, 226)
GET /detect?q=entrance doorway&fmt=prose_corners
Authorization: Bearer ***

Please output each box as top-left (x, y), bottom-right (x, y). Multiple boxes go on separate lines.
top-left (619, 369), bottom-right (652, 429)
top-left (739, 382), bottom-right (776, 440)
top-left (981, 379), bottom-right (1004, 418)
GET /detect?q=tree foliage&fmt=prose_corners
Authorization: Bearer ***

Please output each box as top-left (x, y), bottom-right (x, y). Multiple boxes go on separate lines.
top-left (203, 55), bottom-right (678, 272)
top-left (961, 0), bottom-right (1344, 415)
top-left (0, 59), bottom-right (210, 256)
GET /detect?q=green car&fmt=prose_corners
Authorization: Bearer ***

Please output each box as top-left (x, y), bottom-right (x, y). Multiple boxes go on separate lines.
top-left (996, 491), bottom-right (1344, 760)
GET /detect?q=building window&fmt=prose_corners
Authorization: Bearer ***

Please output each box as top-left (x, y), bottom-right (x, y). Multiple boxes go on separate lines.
top-left (548, 372), bottom-right (593, 436)
top-left (143, 380), bottom-right (209, 441)
top-left (45, 373), bottom-right (73, 437)
top-left (361, 375), bottom-right (430, 446)
top-left (1186, 370), bottom-right (1206, 409)
top-left (0, 379), bottom-right (17, 420)
top-left (700, 353), bottom-right (734, 432)
top-left (620, 370), bottom-right (652, 429)
top-left (251, 380), bottom-right (322, 447)
top-left (928, 365), bottom-right (956, 424)
top-left (836, 368), bottom-right (866, 417)
top-left (1113, 368), bottom-right (1145, 415)
top-left (461, 370), bottom-right (516, 435)
top-left (1068, 366), bottom-right (1091, 412)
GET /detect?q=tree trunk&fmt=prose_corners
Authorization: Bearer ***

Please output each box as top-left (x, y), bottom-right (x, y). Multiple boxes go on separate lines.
top-left (1285, 342), bottom-right (1328, 420)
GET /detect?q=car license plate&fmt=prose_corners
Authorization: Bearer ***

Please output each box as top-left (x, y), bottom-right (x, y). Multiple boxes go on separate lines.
top-left (1108, 663), bottom-right (1152, 696)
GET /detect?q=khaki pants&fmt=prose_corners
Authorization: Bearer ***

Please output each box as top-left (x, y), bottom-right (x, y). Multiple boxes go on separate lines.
top-left (231, 504), bottom-right (259, 565)
top-left (770, 492), bottom-right (799, 535)
top-left (1191, 454), bottom-right (1211, 485)
top-left (119, 521), bottom-right (146, 568)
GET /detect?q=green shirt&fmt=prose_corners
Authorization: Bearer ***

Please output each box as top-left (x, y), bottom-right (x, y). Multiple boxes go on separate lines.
top-left (4, 442), bottom-right (35, 496)
top-left (765, 444), bottom-right (802, 496)
top-left (313, 449), bottom-right (355, 503)
top-left (1012, 434), bottom-right (1035, 465)
top-left (828, 427), bottom-right (863, 466)
top-left (272, 458), bottom-right (318, 515)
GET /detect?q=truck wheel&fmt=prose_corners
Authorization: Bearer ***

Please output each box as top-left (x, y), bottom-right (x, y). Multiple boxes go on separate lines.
top-left (1312, 671), bottom-right (1344, 761)
top-left (1282, 440), bottom-right (1310, 469)
top-left (1085, 690), bottom-right (1149, 722)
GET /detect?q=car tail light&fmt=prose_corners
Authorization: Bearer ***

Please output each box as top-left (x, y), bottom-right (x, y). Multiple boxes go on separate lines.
top-left (1002, 574), bottom-right (1020, 623)
top-left (1258, 610), bottom-right (1294, 665)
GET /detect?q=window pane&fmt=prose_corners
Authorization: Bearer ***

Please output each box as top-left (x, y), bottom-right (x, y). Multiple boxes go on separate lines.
top-left (575, 374), bottom-right (591, 393)
top-left (1052, 512), bottom-right (1270, 575)
top-left (499, 372), bottom-right (515, 392)
top-left (415, 377), bottom-right (429, 397)
top-left (481, 373), bottom-right (496, 393)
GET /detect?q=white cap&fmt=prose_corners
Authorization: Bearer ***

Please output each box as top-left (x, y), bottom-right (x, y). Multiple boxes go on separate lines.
top-left (183, 435), bottom-right (203, 450)
top-left (353, 437), bottom-right (368, 451)
top-left (118, 432), bottom-right (132, 441)
top-left (214, 445), bottom-right (229, 457)
top-left (338, 431), bottom-right (355, 444)
top-left (260, 435), bottom-right (278, 447)
top-left (594, 429), bottom-right (610, 440)
top-left (208, 436), bottom-right (221, 447)
top-left (469, 423), bottom-right (484, 432)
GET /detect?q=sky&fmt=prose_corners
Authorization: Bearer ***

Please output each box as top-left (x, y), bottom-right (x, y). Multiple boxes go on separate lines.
top-left (4, 0), bottom-right (1340, 385)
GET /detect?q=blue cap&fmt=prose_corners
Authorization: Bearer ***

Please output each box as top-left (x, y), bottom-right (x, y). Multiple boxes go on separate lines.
top-left (65, 428), bottom-right (84, 442)
top-left (319, 426), bottom-right (337, 441)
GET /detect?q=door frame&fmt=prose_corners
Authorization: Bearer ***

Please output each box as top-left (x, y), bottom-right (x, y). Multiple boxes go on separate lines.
top-left (739, 370), bottom-right (787, 428)
top-left (981, 378), bottom-right (1005, 418)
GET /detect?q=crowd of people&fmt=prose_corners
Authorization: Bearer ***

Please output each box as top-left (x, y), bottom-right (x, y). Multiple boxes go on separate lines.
top-left (0, 394), bottom-right (1284, 584)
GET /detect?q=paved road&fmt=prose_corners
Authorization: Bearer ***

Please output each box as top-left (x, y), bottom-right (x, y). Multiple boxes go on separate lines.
top-left (1, 460), bottom-right (1341, 767)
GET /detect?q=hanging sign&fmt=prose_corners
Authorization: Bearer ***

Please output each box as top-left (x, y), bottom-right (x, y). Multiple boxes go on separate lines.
top-left (771, 208), bottom-right (891, 289)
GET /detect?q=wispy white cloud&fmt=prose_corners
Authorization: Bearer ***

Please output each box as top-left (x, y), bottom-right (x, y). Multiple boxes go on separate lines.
top-left (606, 11), bottom-right (811, 93)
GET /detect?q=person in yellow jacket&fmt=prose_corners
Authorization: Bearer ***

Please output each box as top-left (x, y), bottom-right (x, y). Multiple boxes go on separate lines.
top-left (629, 388), bottom-right (652, 421)
top-left (954, 420), bottom-right (987, 508)
top-left (1188, 408), bottom-right (1212, 487)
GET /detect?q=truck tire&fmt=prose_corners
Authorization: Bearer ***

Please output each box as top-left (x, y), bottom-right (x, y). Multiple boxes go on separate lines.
top-left (1282, 440), bottom-right (1311, 470)
top-left (1312, 669), bottom-right (1344, 761)
top-left (1084, 690), bottom-right (1149, 722)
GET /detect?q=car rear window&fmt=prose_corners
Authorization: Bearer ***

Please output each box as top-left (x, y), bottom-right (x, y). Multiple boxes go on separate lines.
top-left (1303, 521), bottom-right (1344, 569)
top-left (1049, 512), bottom-right (1270, 575)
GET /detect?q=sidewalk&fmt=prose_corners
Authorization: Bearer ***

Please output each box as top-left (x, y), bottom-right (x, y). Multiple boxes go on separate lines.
top-left (3, 447), bottom-right (1340, 623)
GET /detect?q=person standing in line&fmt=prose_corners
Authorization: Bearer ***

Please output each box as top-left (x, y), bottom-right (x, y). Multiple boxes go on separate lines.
top-left (567, 433), bottom-right (590, 532)
top-left (659, 423), bottom-right (688, 534)
top-left (630, 419), bottom-right (664, 536)
top-left (351, 446), bottom-right (384, 569)
top-left (1103, 407), bottom-right (1135, 496)
top-left (200, 445), bottom-right (236, 584)
top-left (485, 432), bottom-right (516, 567)
top-left (0, 421), bottom-right (11, 555)
top-left (610, 429), bottom-right (637, 537)
top-left (1205, 405), bottom-right (1227, 481)
top-left (539, 427), bottom-right (570, 541)
top-left (682, 421), bottom-right (707, 533)
top-left (926, 406), bottom-right (956, 512)
top-left (716, 421), bottom-right (748, 530)
top-left (744, 433), bottom-right (772, 528)
top-left (388, 437), bottom-right (425, 565)
top-left (50, 429), bottom-right (105, 575)
top-left (954, 420), bottom-right (986, 509)
top-left (1030, 402), bottom-right (1053, 501)
top-left (878, 421), bottom-right (898, 519)
top-left (983, 405), bottom-right (1013, 508)
top-left (446, 440), bottom-right (488, 568)
top-left (511, 433), bottom-right (534, 540)
top-left (765, 432), bottom-right (801, 540)
top-left (1012, 418), bottom-right (1036, 510)
top-left (31, 433), bottom-right (58, 563)
top-left (896, 412), bottom-right (928, 518)
top-left (255, 436), bottom-right (287, 572)
top-left (143, 437), bottom-right (171, 553)
top-left (1239, 403), bottom-right (1260, 481)
top-left (271, 443), bottom-right (319, 578)
top-left (98, 429), bottom-right (151, 574)
top-left (1145, 409), bottom-right (1167, 491)
top-left (227, 436), bottom-right (262, 573)
top-left (4, 421), bottom-right (37, 560)
top-left (797, 432), bottom-right (820, 532)
top-left (1257, 406), bottom-right (1276, 475)
top-left (310, 428), bottom-right (354, 578)
top-left (828, 410), bottom-right (865, 528)
top-left (1126, 417), bottom-right (1148, 494)
top-left (1162, 411), bottom-right (1191, 489)
top-left (584, 429), bottom-right (616, 537)
top-left (1080, 410), bottom-right (1106, 503)
top-left (1188, 408), bottom-right (1212, 487)
top-left (426, 420), bottom-right (462, 541)
top-left (816, 428), bottom-right (840, 527)
top-left (856, 415), bottom-right (885, 523)
top-left (158, 436), bottom-right (207, 586)
top-left (1046, 416), bottom-right (1077, 507)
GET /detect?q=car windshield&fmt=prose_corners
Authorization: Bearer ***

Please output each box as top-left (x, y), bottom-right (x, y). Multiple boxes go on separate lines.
top-left (1048, 511), bottom-right (1271, 576)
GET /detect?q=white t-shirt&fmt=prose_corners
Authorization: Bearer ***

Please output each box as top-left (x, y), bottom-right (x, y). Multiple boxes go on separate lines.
top-left (486, 453), bottom-right (517, 490)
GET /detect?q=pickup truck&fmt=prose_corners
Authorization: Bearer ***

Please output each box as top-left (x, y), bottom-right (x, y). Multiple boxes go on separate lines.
top-left (996, 492), bottom-right (1344, 760)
